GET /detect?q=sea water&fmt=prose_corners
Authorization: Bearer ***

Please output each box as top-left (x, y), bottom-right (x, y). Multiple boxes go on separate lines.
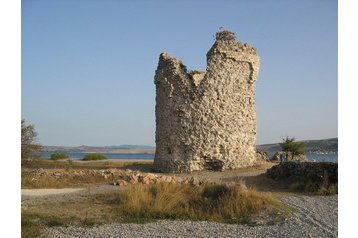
top-left (305, 153), bottom-right (338, 163)
top-left (41, 152), bottom-right (154, 160)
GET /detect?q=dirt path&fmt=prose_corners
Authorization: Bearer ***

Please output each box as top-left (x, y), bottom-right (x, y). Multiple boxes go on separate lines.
top-left (21, 185), bottom-right (120, 206)
top-left (22, 188), bottom-right (85, 196)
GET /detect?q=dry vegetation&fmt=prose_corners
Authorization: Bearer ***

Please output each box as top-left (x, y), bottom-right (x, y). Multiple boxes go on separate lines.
top-left (21, 217), bottom-right (41, 238)
top-left (21, 159), bottom-right (153, 171)
top-left (21, 159), bottom-right (154, 188)
top-left (22, 183), bottom-right (291, 238)
top-left (117, 183), bottom-right (290, 224)
top-left (21, 172), bottom-right (109, 188)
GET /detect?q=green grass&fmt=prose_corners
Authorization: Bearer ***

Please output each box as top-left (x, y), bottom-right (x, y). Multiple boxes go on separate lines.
top-left (21, 217), bottom-right (41, 238)
top-left (82, 153), bottom-right (108, 161)
top-left (116, 183), bottom-right (290, 224)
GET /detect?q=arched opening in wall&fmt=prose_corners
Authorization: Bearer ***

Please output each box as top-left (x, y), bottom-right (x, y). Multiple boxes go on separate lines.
top-left (202, 156), bottom-right (224, 171)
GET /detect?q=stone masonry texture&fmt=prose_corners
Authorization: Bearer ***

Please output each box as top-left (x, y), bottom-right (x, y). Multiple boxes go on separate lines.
top-left (153, 30), bottom-right (261, 173)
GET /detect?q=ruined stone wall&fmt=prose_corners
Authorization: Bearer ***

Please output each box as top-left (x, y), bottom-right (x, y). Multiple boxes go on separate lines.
top-left (153, 31), bottom-right (261, 173)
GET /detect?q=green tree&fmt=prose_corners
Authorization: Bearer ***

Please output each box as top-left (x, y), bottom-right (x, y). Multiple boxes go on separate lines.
top-left (21, 119), bottom-right (42, 159)
top-left (82, 153), bottom-right (108, 161)
top-left (279, 137), bottom-right (305, 160)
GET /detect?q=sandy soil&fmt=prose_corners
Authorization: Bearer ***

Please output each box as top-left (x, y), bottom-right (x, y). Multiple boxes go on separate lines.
top-left (22, 188), bottom-right (85, 196)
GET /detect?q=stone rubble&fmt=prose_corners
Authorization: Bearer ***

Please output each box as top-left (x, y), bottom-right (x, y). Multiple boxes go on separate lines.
top-left (271, 151), bottom-right (308, 162)
top-left (22, 168), bottom-right (206, 187)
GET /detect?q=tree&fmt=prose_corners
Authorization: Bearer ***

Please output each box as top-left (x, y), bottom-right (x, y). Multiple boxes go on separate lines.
top-left (82, 153), bottom-right (108, 161)
top-left (279, 137), bottom-right (305, 160)
top-left (21, 119), bottom-right (42, 159)
top-left (50, 152), bottom-right (69, 160)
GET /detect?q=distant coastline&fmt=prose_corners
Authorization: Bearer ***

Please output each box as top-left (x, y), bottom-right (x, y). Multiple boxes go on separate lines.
top-left (41, 151), bottom-right (155, 160)
top-left (41, 138), bottom-right (338, 163)
top-left (256, 137), bottom-right (338, 155)
top-left (43, 145), bottom-right (156, 155)
top-left (43, 138), bottom-right (337, 155)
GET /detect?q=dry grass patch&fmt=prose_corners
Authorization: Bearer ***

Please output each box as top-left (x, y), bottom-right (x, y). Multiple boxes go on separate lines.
top-left (21, 159), bottom-right (153, 189)
top-left (22, 193), bottom-right (121, 236)
top-left (21, 183), bottom-right (291, 236)
top-left (21, 172), bottom-right (109, 188)
top-left (22, 159), bottom-right (153, 170)
top-left (117, 183), bottom-right (290, 224)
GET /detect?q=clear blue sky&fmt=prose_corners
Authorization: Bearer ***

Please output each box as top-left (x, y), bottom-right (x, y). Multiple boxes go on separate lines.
top-left (22, 0), bottom-right (337, 146)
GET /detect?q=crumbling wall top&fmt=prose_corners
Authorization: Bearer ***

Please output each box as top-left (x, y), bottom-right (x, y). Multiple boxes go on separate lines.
top-left (208, 30), bottom-right (258, 58)
top-left (215, 30), bottom-right (236, 41)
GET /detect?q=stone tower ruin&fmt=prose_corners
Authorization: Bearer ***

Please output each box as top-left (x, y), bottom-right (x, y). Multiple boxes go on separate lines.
top-left (153, 30), bottom-right (261, 173)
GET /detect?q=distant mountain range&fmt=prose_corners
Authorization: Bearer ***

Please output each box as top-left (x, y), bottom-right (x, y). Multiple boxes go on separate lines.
top-left (106, 145), bottom-right (155, 149)
top-left (44, 138), bottom-right (337, 155)
top-left (256, 138), bottom-right (338, 156)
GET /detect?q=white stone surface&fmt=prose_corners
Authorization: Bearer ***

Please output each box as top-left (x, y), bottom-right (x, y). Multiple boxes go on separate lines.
top-left (153, 31), bottom-right (261, 172)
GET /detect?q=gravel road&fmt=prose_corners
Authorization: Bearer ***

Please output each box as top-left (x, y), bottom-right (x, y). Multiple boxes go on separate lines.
top-left (42, 194), bottom-right (338, 238)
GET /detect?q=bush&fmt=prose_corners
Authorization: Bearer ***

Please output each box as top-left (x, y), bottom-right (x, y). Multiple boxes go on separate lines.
top-left (82, 153), bottom-right (108, 161)
top-left (50, 152), bottom-right (69, 160)
top-left (279, 137), bottom-right (305, 157)
top-left (266, 161), bottom-right (338, 195)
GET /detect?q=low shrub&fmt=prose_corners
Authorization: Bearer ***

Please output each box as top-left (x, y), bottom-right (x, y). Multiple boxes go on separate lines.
top-left (50, 152), bottom-right (69, 160)
top-left (82, 153), bottom-right (108, 161)
top-left (267, 161), bottom-right (338, 195)
top-left (117, 183), bottom-right (289, 224)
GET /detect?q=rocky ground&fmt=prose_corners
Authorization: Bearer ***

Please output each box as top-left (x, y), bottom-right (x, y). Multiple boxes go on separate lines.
top-left (21, 162), bottom-right (276, 188)
top-left (40, 195), bottom-right (337, 238)
top-left (22, 161), bottom-right (338, 238)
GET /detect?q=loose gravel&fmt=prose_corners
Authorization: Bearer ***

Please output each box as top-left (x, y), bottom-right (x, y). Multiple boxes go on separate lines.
top-left (42, 194), bottom-right (338, 238)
